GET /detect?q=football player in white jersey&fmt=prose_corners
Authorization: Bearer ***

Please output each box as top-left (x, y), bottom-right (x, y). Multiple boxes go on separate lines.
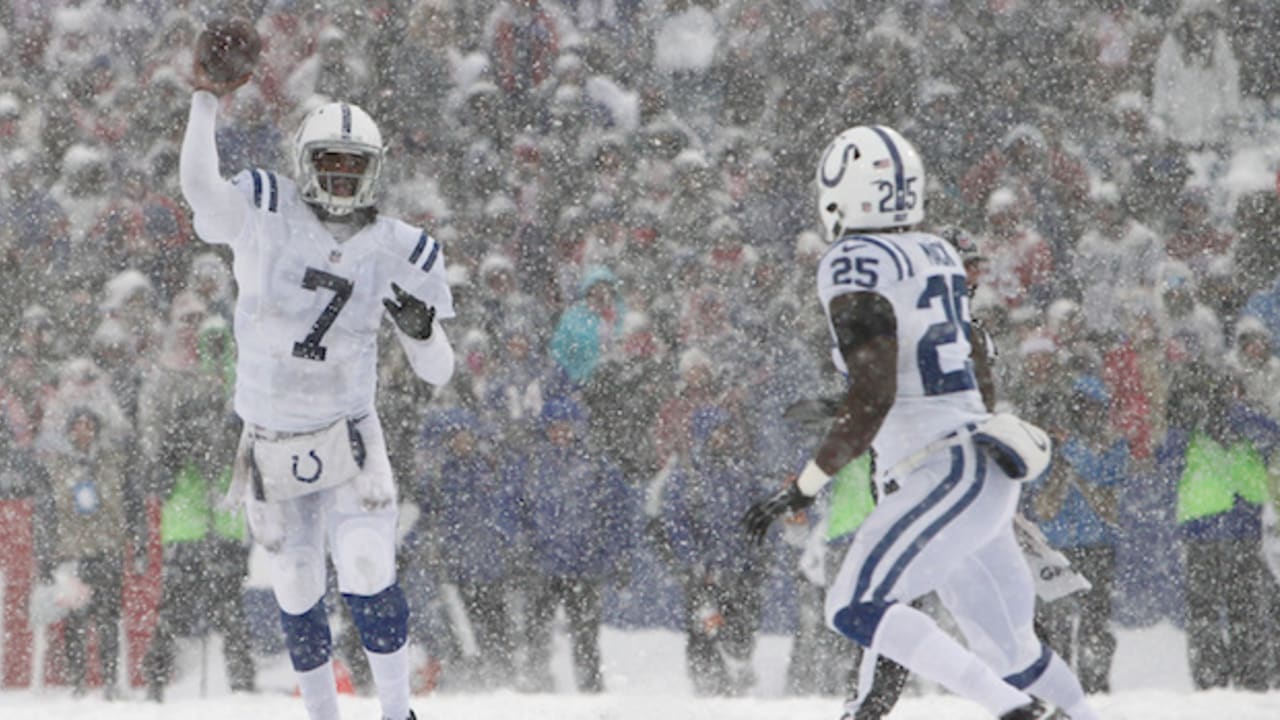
top-left (179, 52), bottom-right (454, 720)
top-left (744, 126), bottom-right (1099, 720)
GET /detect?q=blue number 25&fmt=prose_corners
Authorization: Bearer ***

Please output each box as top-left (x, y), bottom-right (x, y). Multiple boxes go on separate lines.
top-left (916, 274), bottom-right (976, 396)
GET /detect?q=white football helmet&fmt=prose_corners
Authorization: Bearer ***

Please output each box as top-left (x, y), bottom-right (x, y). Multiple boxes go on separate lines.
top-left (815, 125), bottom-right (925, 240)
top-left (293, 102), bottom-right (385, 216)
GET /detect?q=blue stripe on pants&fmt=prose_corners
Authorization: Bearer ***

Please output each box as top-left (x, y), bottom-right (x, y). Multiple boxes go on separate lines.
top-left (872, 448), bottom-right (988, 603)
top-left (851, 446), bottom-right (968, 605)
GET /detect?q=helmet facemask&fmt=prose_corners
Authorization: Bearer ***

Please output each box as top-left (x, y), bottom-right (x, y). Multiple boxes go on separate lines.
top-left (301, 142), bottom-right (381, 215)
top-left (293, 103), bottom-right (385, 217)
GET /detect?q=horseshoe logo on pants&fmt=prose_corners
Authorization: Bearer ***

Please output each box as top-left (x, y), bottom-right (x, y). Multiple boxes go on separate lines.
top-left (292, 450), bottom-right (323, 483)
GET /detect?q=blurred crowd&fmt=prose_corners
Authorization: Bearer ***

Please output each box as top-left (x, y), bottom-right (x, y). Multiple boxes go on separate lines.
top-left (3, 0), bottom-right (1280, 701)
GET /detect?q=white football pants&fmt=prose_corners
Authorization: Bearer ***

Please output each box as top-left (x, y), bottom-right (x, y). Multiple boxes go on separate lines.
top-left (266, 413), bottom-right (400, 615)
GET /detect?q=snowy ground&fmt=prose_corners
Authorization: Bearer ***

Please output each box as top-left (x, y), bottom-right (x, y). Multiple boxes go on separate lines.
top-left (5, 523), bottom-right (1253, 720)
top-left (3, 623), bottom-right (1279, 719)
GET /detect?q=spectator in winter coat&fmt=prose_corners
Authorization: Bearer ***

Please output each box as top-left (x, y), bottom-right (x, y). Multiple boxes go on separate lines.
top-left (978, 187), bottom-right (1055, 311)
top-left (1159, 260), bottom-right (1225, 362)
top-left (752, 300), bottom-right (826, 481)
top-left (384, 5), bottom-right (456, 156)
top-left (44, 406), bottom-right (126, 698)
top-left (1226, 315), bottom-right (1280, 685)
top-left (425, 407), bottom-right (521, 688)
top-left (1163, 362), bottom-right (1276, 691)
top-left (519, 396), bottom-right (637, 693)
top-left (185, 252), bottom-right (235, 324)
top-left (1072, 182), bottom-right (1163, 338)
top-left (653, 347), bottom-right (722, 470)
top-left (1030, 374), bottom-right (1125, 694)
top-left (1232, 191), bottom-right (1280, 307)
top-left (1151, 3), bottom-right (1241, 148)
top-left (486, 0), bottom-right (564, 127)
top-left (549, 265), bottom-right (625, 388)
top-left (1228, 317), bottom-right (1280, 419)
top-left (581, 311), bottom-right (669, 485)
top-left (1, 306), bottom-right (59, 451)
top-left (476, 252), bottom-right (543, 341)
top-left (1164, 188), bottom-right (1233, 276)
top-left (483, 313), bottom-right (555, 448)
top-left (960, 123), bottom-right (1090, 259)
top-left (1102, 290), bottom-right (1169, 473)
top-left (38, 356), bottom-right (132, 460)
top-left (1239, 244), bottom-right (1280, 357)
top-left (137, 300), bottom-right (254, 700)
top-left (661, 406), bottom-right (767, 696)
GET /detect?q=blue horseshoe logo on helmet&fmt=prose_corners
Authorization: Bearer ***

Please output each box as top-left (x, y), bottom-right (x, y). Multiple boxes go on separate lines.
top-left (292, 450), bottom-right (324, 483)
top-left (820, 143), bottom-right (860, 187)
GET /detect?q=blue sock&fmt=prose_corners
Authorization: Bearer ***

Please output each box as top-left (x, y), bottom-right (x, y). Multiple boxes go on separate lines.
top-left (345, 585), bottom-right (412, 720)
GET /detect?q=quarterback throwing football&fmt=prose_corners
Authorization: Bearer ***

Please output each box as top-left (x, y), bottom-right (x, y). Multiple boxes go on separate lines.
top-left (180, 29), bottom-right (453, 720)
top-left (745, 126), bottom-right (1099, 720)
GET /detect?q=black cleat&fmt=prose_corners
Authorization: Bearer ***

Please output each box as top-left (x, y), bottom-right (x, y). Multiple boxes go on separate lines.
top-left (1000, 699), bottom-right (1056, 719)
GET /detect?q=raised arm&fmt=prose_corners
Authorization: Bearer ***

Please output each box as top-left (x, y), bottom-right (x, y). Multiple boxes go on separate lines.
top-left (180, 32), bottom-right (256, 244)
top-left (180, 91), bottom-right (247, 243)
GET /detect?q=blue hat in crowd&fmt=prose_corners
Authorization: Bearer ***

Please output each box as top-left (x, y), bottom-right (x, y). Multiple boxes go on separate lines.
top-left (422, 407), bottom-right (481, 444)
top-left (541, 395), bottom-right (585, 423)
top-left (578, 265), bottom-right (618, 297)
top-left (1072, 374), bottom-right (1109, 404)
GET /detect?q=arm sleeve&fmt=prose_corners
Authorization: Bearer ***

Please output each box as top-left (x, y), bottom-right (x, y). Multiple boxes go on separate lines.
top-left (180, 91), bottom-right (247, 244)
top-left (396, 323), bottom-right (455, 386)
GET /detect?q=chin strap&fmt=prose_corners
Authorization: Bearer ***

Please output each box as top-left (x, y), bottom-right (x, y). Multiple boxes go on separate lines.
top-left (309, 203), bottom-right (378, 226)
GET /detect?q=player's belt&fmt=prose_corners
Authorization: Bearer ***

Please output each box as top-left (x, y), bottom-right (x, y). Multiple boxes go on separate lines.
top-left (878, 422), bottom-right (979, 488)
top-left (243, 415), bottom-right (370, 501)
top-left (247, 414), bottom-right (369, 442)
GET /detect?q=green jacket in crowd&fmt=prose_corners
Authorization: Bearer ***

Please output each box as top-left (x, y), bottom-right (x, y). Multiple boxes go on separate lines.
top-left (140, 316), bottom-right (245, 545)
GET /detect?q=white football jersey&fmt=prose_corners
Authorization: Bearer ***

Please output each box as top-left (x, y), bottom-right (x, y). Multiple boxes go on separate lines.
top-left (816, 231), bottom-right (989, 472)
top-left (206, 169), bottom-right (455, 432)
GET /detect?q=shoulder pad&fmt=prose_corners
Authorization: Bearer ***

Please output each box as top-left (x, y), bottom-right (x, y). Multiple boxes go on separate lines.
top-left (404, 228), bottom-right (443, 274)
top-left (236, 168), bottom-right (282, 213)
top-left (819, 234), bottom-right (915, 293)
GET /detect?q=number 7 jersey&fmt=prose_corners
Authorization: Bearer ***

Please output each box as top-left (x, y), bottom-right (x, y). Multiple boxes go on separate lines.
top-left (816, 231), bottom-right (989, 472)
top-left (208, 168), bottom-right (455, 433)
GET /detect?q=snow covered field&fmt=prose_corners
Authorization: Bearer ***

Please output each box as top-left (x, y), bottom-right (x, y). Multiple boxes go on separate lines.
top-left (3, 623), bottom-right (1279, 720)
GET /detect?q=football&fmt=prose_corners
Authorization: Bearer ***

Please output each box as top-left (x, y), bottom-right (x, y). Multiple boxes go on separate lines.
top-left (195, 17), bottom-right (261, 84)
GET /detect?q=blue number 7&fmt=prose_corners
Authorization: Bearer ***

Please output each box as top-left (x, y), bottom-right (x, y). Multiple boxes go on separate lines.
top-left (292, 267), bottom-right (353, 362)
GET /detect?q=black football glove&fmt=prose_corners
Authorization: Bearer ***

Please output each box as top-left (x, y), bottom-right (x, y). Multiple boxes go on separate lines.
top-left (742, 483), bottom-right (815, 545)
top-left (383, 282), bottom-right (436, 340)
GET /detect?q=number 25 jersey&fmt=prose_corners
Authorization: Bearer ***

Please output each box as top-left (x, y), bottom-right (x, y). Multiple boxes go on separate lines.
top-left (816, 231), bottom-right (989, 473)
top-left (206, 169), bottom-right (455, 433)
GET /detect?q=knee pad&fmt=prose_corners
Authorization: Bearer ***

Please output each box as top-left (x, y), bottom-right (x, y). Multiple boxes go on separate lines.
top-left (830, 600), bottom-right (893, 647)
top-left (332, 521), bottom-right (396, 596)
top-left (271, 547), bottom-right (327, 615)
top-left (280, 599), bottom-right (331, 672)
top-left (343, 584), bottom-right (409, 654)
